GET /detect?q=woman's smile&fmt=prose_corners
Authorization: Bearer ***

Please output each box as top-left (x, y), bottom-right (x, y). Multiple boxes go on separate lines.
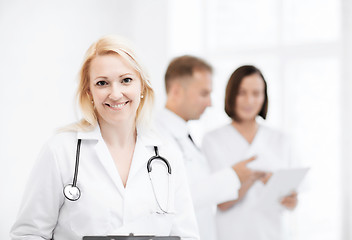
top-left (104, 101), bottom-right (130, 110)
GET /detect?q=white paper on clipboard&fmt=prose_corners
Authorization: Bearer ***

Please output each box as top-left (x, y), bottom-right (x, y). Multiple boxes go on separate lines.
top-left (259, 168), bottom-right (309, 209)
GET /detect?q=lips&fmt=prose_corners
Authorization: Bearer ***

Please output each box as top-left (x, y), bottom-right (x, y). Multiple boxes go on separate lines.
top-left (241, 107), bottom-right (255, 112)
top-left (104, 101), bottom-right (129, 110)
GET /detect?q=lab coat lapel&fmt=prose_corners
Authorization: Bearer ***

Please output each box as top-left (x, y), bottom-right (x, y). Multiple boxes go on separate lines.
top-left (128, 129), bottom-right (162, 181)
top-left (94, 139), bottom-right (126, 195)
top-left (127, 137), bottom-right (149, 182)
top-left (77, 126), bottom-right (161, 193)
top-left (77, 126), bottom-right (125, 195)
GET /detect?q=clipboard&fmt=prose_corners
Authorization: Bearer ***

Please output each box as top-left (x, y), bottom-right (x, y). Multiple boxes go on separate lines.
top-left (83, 236), bottom-right (180, 240)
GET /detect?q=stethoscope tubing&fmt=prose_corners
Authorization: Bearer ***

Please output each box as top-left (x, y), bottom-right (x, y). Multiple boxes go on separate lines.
top-left (64, 139), bottom-right (172, 213)
top-left (63, 139), bottom-right (82, 201)
top-left (147, 146), bottom-right (172, 174)
top-left (72, 139), bottom-right (81, 187)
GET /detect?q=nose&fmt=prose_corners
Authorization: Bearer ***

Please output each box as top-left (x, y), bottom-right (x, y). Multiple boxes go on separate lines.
top-left (244, 94), bottom-right (254, 104)
top-left (207, 96), bottom-right (212, 107)
top-left (108, 84), bottom-right (123, 100)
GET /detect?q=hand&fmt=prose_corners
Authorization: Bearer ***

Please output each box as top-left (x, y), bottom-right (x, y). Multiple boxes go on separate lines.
top-left (218, 168), bottom-right (265, 211)
top-left (218, 157), bottom-right (266, 211)
top-left (260, 172), bottom-right (273, 184)
top-left (218, 174), bottom-right (260, 212)
top-left (232, 156), bottom-right (266, 185)
top-left (281, 192), bottom-right (298, 210)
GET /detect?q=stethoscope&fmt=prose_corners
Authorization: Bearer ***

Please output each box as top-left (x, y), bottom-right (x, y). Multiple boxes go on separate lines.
top-left (63, 139), bottom-right (172, 213)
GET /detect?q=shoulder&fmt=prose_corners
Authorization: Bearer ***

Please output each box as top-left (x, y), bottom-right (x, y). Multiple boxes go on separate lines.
top-left (201, 124), bottom-right (234, 154)
top-left (37, 131), bottom-right (81, 164)
top-left (259, 124), bottom-right (290, 143)
top-left (203, 124), bottom-right (233, 142)
top-left (138, 128), bottom-right (182, 161)
top-left (30, 131), bottom-right (78, 176)
top-left (45, 131), bottom-right (78, 150)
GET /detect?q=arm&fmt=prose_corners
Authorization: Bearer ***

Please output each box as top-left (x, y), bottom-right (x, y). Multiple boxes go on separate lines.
top-left (218, 169), bottom-right (269, 211)
top-left (10, 142), bottom-right (64, 240)
top-left (171, 154), bottom-right (200, 240)
top-left (202, 137), bottom-right (266, 211)
top-left (162, 134), bottom-right (241, 210)
top-left (189, 167), bottom-right (241, 210)
top-left (217, 176), bottom-right (257, 211)
top-left (190, 157), bottom-right (266, 210)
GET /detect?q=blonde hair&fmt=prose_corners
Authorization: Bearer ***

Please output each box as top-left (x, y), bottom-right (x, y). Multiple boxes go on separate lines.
top-left (65, 35), bottom-right (154, 132)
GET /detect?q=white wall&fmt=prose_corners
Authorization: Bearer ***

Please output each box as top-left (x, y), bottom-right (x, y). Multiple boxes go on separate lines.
top-left (341, 0), bottom-right (352, 238)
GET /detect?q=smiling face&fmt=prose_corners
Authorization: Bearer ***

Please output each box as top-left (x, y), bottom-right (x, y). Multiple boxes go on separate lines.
top-left (235, 73), bottom-right (265, 122)
top-left (88, 53), bottom-right (142, 127)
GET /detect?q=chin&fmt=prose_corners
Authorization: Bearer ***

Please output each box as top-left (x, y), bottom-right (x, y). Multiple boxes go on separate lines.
top-left (190, 114), bottom-right (202, 121)
top-left (238, 114), bottom-right (256, 122)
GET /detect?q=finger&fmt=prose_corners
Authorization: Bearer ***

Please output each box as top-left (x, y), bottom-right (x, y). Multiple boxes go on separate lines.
top-left (259, 172), bottom-right (272, 184)
top-left (282, 197), bottom-right (297, 205)
top-left (286, 192), bottom-right (297, 198)
top-left (243, 156), bottom-right (257, 164)
top-left (254, 171), bottom-right (267, 178)
top-left (260, 172), bottom-right (272, 179)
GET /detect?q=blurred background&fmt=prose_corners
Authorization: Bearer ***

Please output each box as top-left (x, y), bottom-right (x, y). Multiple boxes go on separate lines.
top-left (0, 0), bottom-right (351, 239)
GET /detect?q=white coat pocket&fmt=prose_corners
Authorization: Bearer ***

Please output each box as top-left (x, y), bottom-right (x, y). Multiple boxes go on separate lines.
top-left (120, 210), bottom-right (175, 236)
top-left (66, 195), bottom-right (111, 236)
top-left (148, 212), bottom-right (175, 235)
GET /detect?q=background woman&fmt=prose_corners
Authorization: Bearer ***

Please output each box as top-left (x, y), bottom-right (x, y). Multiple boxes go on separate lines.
top-left (202, 65), bottom-right (297, 240)
top-left (10, 35), bottom-right (199, 240)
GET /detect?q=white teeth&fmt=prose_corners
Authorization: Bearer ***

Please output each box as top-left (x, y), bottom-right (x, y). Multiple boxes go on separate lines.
top-left (110, 102), bottom-right (127, 108)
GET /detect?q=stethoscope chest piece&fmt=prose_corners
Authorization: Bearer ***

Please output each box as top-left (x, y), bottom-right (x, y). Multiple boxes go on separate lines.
top-left (64, 184), bottom-right (81, 201)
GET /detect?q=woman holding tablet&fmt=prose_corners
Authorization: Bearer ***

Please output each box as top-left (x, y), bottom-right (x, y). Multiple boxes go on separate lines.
top-left (202, 65), bottom-right (297, 240)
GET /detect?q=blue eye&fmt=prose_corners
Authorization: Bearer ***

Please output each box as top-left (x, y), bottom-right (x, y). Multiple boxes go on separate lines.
top-left (122, 78), bottom-right (132, 84)
top-left (96, 80), bottom-right (108, 86)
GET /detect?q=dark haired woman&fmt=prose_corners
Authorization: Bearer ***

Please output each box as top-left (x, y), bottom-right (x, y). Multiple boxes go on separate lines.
top-left (202, 65), bottom-right (297, 240)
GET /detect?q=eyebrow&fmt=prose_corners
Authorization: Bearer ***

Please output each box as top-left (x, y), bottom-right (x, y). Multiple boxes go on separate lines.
top-left (119, 73), bottom-right (134, 78)
top-left (94, 73), bottom-right (134, 80)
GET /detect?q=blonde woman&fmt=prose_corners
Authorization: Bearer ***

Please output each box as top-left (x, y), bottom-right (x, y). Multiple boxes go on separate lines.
top-left (11, 36), bottom-right (199, 240)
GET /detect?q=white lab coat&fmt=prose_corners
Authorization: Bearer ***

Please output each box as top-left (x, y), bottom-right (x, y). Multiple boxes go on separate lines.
top-left (155, 109), bottom-right (240, 240)
top-left (202, 123), bottom-right (292, 240)
top-left (11, 125), bottom-right (199, 240)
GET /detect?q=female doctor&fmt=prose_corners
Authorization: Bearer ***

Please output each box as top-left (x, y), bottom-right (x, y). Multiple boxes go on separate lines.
top-left (11, 35), bottom-right (199, 240)
top-left (202, 65), bottom-right (297, 240)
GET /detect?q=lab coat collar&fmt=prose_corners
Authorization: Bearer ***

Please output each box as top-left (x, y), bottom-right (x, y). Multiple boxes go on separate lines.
top-left (137, 126), bottom-right (163, 147)
top-left (76, 125), bottom-right (103, 141)
top-left (76, 123), bottom-right (163, 194)
top-left (158, 108), bottom-right (189, 140)
top-left (128, 126), bottom-right (163, 181)
top-left (76, 124), bottom-right (162, 146)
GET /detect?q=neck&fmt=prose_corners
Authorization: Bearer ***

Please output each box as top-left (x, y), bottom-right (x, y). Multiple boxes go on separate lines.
top-left (165, 100), bottom-right (188, 122)
top-left (99, 119), bottom-right (137, 147)
top-left (232, 119), bottom-right (257, 130)
top-left (231, 118), bottom-right (258, 144)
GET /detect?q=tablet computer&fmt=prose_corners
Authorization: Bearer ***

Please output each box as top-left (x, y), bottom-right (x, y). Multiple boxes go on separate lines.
top-left (260, 167), bottom-right (309, 207)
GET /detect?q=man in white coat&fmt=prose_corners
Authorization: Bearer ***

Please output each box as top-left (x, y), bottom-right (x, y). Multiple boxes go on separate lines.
top-left (156, 55), bottom-right (265, 240)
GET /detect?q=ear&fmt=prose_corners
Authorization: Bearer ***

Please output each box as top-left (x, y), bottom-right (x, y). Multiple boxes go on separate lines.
top-left (86, 90), bottom-right (92, 100)
top-left (169, 81), bottom-right (185, 97)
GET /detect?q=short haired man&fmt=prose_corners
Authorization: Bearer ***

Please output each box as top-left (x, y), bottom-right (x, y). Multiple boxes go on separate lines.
top-left (156, 55), bottom-right (264, 240)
